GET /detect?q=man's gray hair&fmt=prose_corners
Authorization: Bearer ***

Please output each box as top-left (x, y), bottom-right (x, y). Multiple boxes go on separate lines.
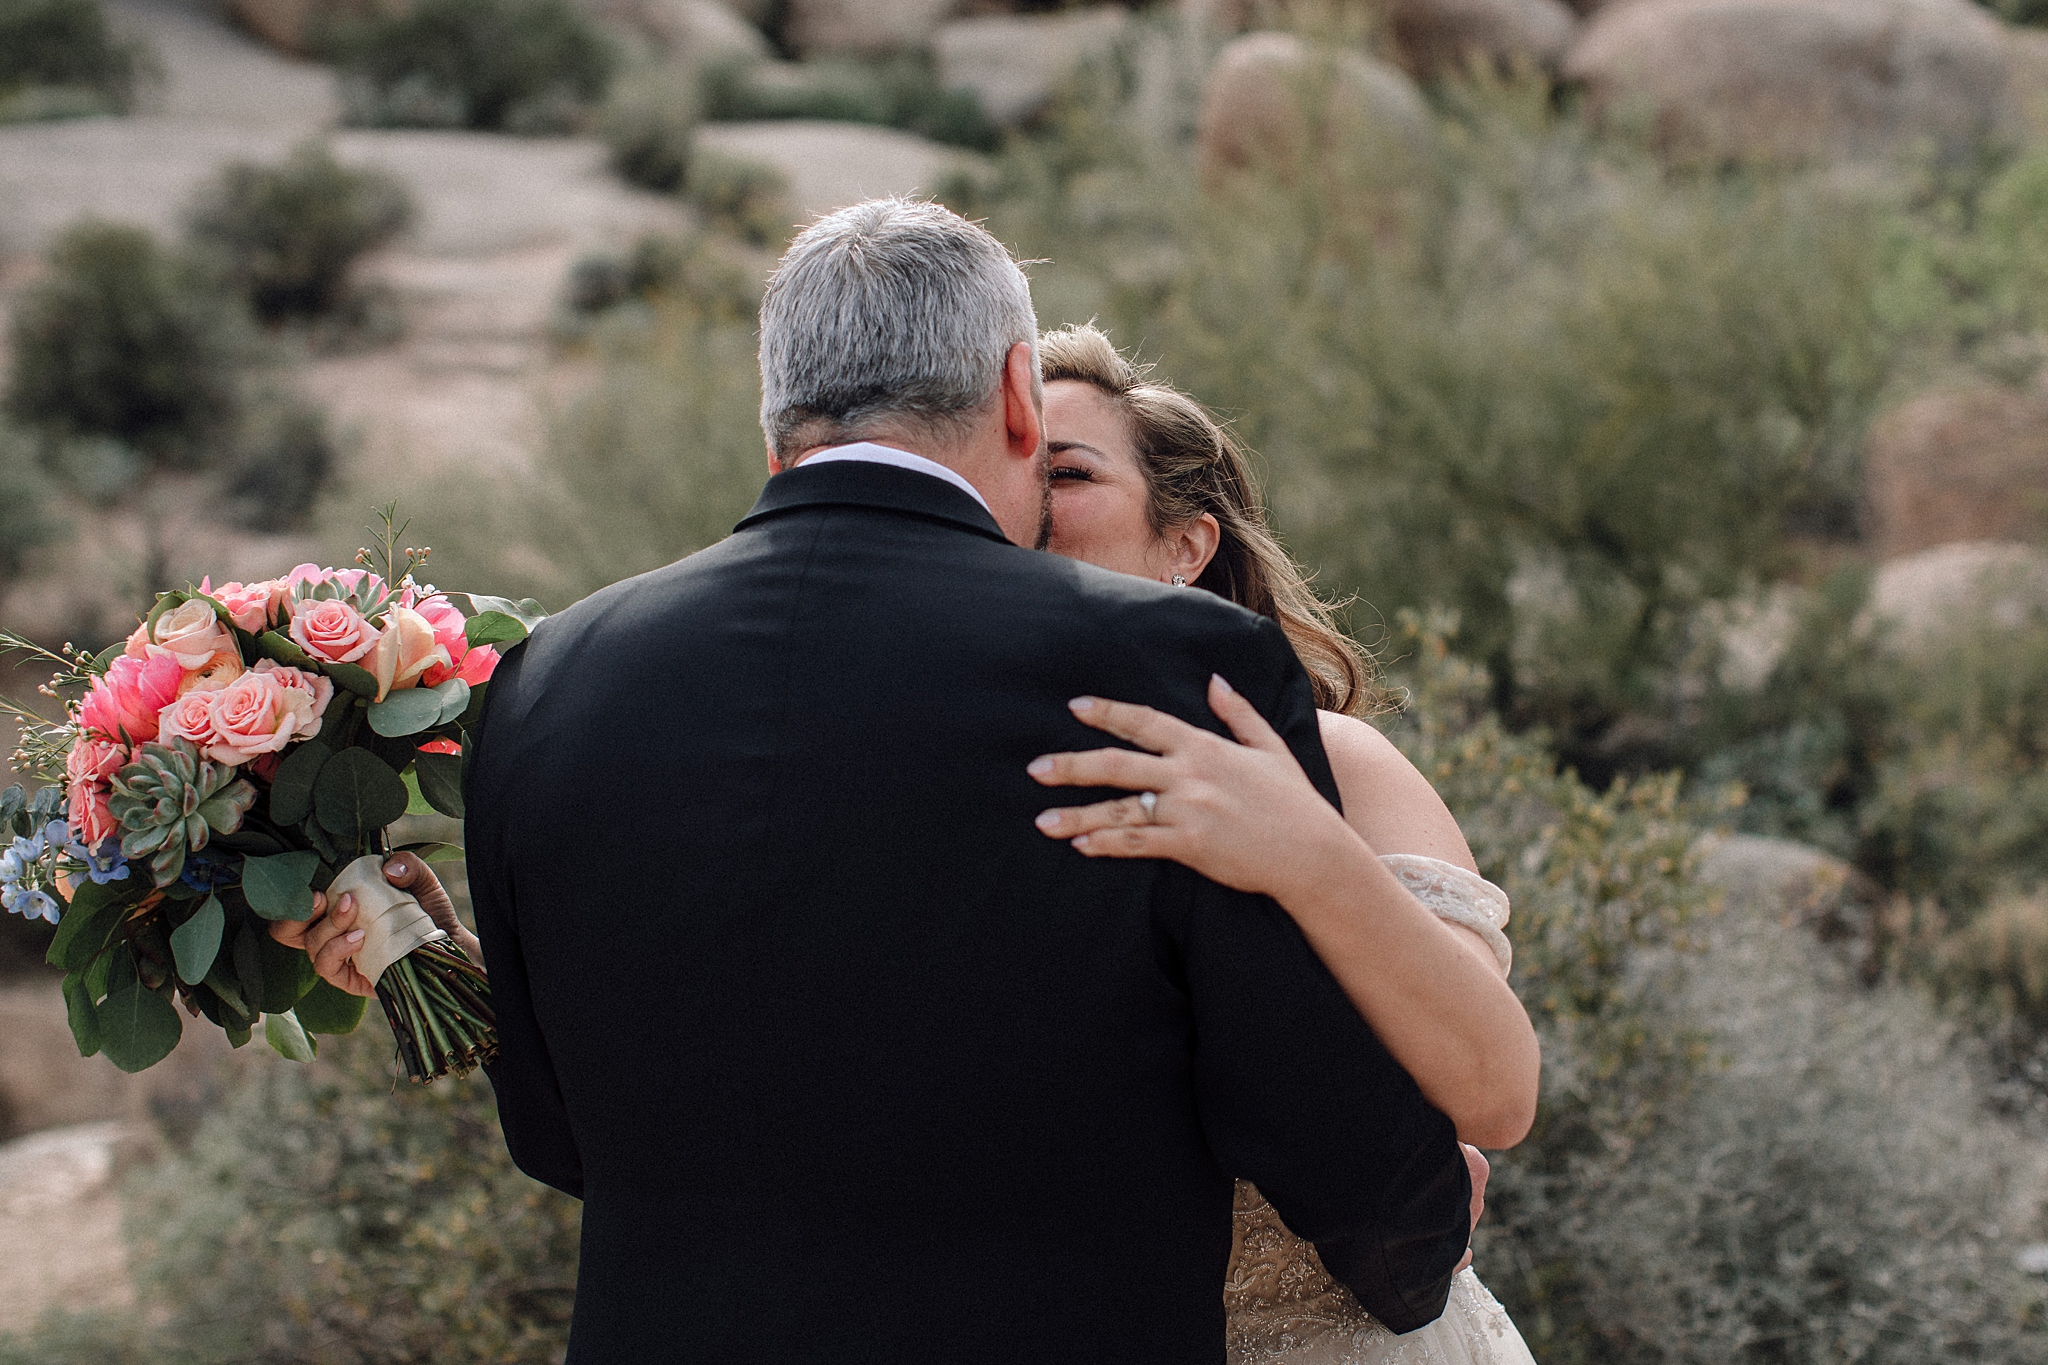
top-left (759, 198), bottom-right (1039, 460)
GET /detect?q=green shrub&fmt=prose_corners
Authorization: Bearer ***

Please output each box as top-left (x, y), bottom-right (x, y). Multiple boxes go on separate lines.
top-left (561, 230), bottom-right (761, 318)
top-left (0, 0), bottom-right (151, 121)
top-left (4, 221), bottom-right (249, 465)
top-left (0, 424), bottom-right (64, 581)
top-left (329, 0), bottom-right (617, 133)
top-left (981, 65), bottom-right (1894, 784)
top-left (221, 395), bottom-right (337, 528)
top-left (700, 53), bottom-right (999, 151)
top-left (685, 149), bottom-right (792, 247)
top-left (0, 1022), bottom-right (581, 1364)
top-left (600, 66), bottom-right (698, 193)
top-left (186, 141), bottom-right (415, 323)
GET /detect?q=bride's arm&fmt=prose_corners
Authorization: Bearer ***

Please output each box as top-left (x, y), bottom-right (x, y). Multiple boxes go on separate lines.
top-left (1029, 677), bottom-right (1539, 1150)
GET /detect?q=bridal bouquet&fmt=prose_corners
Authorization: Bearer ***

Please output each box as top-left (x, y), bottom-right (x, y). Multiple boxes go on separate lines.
top-left (1, 517), bottom-right (544, 1083)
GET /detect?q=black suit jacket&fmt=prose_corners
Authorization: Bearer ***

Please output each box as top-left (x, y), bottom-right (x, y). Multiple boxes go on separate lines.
top-left (467, 460), bottom-right (1472, 1363)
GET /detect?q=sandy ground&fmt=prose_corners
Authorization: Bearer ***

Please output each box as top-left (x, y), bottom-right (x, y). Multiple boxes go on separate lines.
top-left (0, 1121), bottom-right (139, 1335)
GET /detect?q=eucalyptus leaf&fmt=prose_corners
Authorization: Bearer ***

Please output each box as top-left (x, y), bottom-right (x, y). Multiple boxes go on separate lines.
top-left (402, 768), bottom-right (433, 816)
top-left (225, 1024), bottom-right (252, 1049)
top-left (232, 922), bottom-right (264, 1016)
top-left (460, 593), bottom-right (547, 631)
top-left (263, 1009), bottom-right (317, 1063)
top-left (98, 978), bottom-right (183, 1073)
top-left (61, 973), bottom-right (102, 1058)
top-left (268, 740), bottom-right (331, 827)
top-left (241, 851), bottom-right (320, 921)
top-left (256, 929), bottom-right (320, 1013)
top-left (414, 751), bottom-right (466, 819)
top-left (295, 979), bottom-right (369, 1035)
top-left (46, 878), bottom-right (129, 973)
top-left (326, 662), bottom-right (379, 698)
top-left (314, 748), bottom-right (409, 846)
top-left (463, 610), bottom-right (528, 648)
top-left (170, 894), bottom-right (224, 984)
top-left (367, 687), bottom-right (444, 737)
top-left (256, 630), bottom-right (316, 669)
top-left (205, 955), bottom-right (251, 1023)
top-left (433, 679), bottom-right (471, 725)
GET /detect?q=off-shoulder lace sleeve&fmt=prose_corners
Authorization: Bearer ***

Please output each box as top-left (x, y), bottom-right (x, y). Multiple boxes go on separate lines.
top-left (1379, 854), bottom-right (1512, 974)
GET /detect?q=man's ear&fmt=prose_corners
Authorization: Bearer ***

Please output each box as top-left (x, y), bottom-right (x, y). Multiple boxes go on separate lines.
top-left (765, 441), bottom-right (783, 476)
top-left (1000, 341), bottom-right (1043, 462)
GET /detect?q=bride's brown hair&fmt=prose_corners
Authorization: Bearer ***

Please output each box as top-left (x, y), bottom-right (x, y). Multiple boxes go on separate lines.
top-left (1038, 323), bottom-right (1386, 717)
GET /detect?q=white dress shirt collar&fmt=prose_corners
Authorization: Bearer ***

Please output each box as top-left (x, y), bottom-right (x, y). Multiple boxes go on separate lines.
top-left (795, 442), bottom-right (993, 515)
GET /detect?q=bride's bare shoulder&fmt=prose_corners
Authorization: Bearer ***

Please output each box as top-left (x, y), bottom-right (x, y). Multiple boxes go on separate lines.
top-left (1316, 710), bottom-right (1479, 872)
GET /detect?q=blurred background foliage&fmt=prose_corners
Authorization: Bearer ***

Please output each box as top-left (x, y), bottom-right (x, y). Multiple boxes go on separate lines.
top-left (6, 1), bottom-right (2048, 1360)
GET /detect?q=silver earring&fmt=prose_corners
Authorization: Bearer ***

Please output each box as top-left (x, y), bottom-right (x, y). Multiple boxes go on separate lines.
top-left (1172, 575), bottom-right (1186, 587)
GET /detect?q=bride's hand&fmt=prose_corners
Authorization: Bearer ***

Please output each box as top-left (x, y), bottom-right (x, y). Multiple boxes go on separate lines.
top-left (267, 854), bottom-right (482, 997)
top-left (1028, 674), bottom-right (1355, 901)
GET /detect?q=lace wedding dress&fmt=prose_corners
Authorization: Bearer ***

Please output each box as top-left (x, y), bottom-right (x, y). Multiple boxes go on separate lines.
top-left (1224, 856), bottom-right (1538, 1365)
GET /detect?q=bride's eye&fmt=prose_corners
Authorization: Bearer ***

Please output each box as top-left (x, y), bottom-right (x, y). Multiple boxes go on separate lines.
top-left (1050, 466), bottom-right (1093, 482)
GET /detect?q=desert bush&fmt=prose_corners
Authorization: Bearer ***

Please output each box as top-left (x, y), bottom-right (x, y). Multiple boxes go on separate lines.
top-left (560, 229), bottom-right (760, 319)
top-left (699, 53), bottom-right (999, 151)
top-left (4, 221), bottom-right (249, 466)
top-left (982, 65), bottom-right (1895, 783)
top-left (220, 394), bottom-right (338, 528)
top-left (0, 425), bottom-right (64, 581)
top-left (684, 149), bottom-right (792, 246)
top-left (0, 0), bottom-right (152, 121)
top-left (1384, 617), bottom-right (2048, 1363)
top-left (185, 141), bottom-right (415, 324)
top-left (601, 66), bottom-right (698, 192)
top-left (0, 1022), bottom-right (581, 1364)
top-left (421, 282), bottom-right (764, 606)
top-left (328, 0), bottom-right (617, 133)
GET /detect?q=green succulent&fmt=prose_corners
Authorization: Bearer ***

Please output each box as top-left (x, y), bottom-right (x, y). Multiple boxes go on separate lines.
top-left (109, 738), bottom-right (258, 887)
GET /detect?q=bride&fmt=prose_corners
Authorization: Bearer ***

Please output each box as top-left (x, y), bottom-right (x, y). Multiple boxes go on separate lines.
top-left (280, 326), bottom-right (1542, 1365)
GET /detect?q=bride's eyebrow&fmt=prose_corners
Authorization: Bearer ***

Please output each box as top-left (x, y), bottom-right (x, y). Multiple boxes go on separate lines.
top-left (1048, 441), bottom-right (1105, 458)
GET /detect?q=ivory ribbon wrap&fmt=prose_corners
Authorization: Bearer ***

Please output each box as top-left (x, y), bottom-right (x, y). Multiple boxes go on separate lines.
top-left (326, 855), bottom-right (447, 987)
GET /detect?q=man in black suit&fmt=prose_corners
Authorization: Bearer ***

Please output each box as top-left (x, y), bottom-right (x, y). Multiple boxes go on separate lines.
top-left (465, 198), bottom-right (1472, 1362)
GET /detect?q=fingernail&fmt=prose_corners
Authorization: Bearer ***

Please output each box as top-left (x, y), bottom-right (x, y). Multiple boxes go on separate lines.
top-left (1027, 757), bottom-right (1054, 777)
top-left (384, 858), bottom-right (404, 875)
top-left (1071, 834), bottom-right (1091, 851)
top-left (1068, 696), bottom-right (1095, 713)
top-left (1211, 674), bottom-right (1233, 694)
top-left (1035, 810), bottom-right (1061, 831)
top-left (345, 930), bottom-right (364, 945)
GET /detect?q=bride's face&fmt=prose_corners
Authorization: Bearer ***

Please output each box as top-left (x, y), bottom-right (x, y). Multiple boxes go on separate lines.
top-left (1042, 380), bottom-right (1178, 582)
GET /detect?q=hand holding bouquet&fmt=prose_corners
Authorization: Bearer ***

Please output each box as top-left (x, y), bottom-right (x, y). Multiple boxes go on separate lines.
top-left (2, 512), bottom-right (543, 1083)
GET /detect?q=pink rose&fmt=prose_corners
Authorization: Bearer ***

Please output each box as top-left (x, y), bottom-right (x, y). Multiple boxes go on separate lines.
top-left (253, 659), bottom-right (334, 728)
top-left (64, 737), bottom-right (128, 847)
top-left (78, 651), bottom-right (184, 745)
top-left (411, 594), bottom-right (500, 689)
top-left (142, 598), bottom-right (239, 671)
top-left (202, 669), bottom-right (325, 766)
top-left (368, 605), bottom-right (451, 702)
top-left (202, 577), bottom-right (287, 633)
top-left (178, 651), bottom-right (246, 696)
top-left (158, 691), bottom-right (223, 750)
top-left (289, 598), bottom-right (380, 665)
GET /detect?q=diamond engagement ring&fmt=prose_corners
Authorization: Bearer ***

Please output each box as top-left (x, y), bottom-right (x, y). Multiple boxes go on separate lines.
top-left (1138, 790), bottom-right (1159, 822)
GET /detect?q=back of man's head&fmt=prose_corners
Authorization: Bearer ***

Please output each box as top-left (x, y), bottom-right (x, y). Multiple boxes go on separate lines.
top-left (759, 198), bottom-right (1039, 464)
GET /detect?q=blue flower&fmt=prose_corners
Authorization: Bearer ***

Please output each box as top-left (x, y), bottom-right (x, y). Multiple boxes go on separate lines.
top-left (179, 846), bottom-right (236, 893)
top-left (61, 829), bottom-right (130, 885)
top-left (11, 888), bottom-right (58, 924)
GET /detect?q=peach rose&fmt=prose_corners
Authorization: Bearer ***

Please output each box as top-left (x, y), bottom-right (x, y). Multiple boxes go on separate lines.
top-left (289, 598), bottom-right (380, 665)
top-left (202, 669), bottom-right (325, 767)
top-left (78, 651), bottom-right (183, 745)
top-left (64, 737), bottom-right (128, 848)
top-left (202, 577), bottom-right (287, 633)
top-left (157, 691), bottom-right (222, 750)
top-left (253, 659), bottom-right (334, 728)
top-left (368, 605), bottom-right (451, 702)
top-left (142, 598), bottom-right (239, 671)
